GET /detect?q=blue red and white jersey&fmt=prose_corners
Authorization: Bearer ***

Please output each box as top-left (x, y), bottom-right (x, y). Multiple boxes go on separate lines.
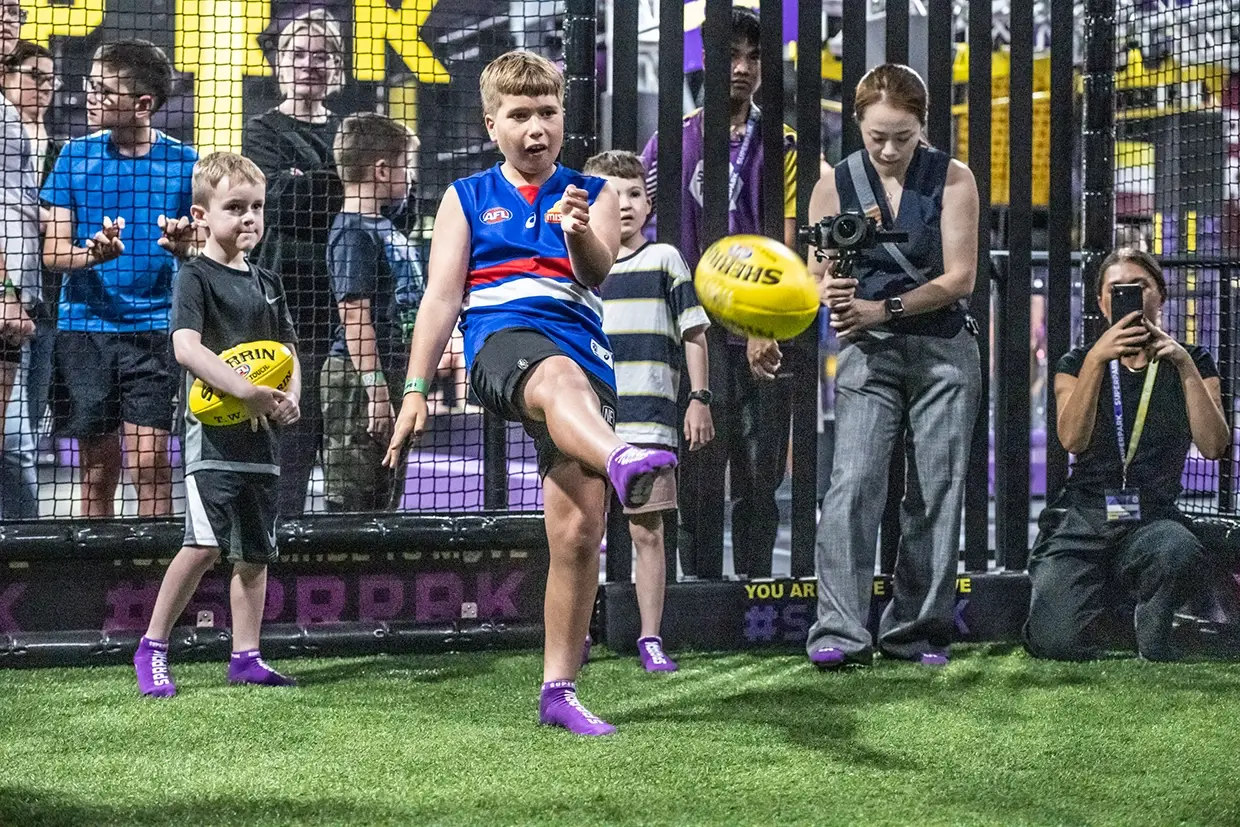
top-left (453, 163), bottom-right (615, 389)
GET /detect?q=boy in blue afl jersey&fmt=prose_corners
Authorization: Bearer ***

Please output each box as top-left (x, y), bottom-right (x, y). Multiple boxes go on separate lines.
top-left (385, 51), bottom-right (676, 736)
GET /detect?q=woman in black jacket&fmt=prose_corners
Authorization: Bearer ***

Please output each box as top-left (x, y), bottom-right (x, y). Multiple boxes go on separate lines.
top-left (243, 8), bottom-right (345, 515)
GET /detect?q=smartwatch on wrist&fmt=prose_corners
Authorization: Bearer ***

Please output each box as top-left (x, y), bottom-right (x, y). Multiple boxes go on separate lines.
top-left (885, 296), bottom-right (906, 320)
top-left (688, 389), bottom-right (713, 407)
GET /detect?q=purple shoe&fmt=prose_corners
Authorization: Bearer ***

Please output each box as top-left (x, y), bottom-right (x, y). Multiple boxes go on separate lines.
top-left (637, 636), bottom-right (678, 672)
top-left (228, 650), bottom-right (297, 687)
top-left (581, 634), bottom-right (592, 667)
top-left (917, 652), bottom-right (950, 667)
top-left (538, 680), bottom-right (616, 736)
top-left (809, 648), bottom-right (847, 670)
top-left (134, 636), bottom-right (176, 698)
top-left (606, 445), bottom-right (677, 509)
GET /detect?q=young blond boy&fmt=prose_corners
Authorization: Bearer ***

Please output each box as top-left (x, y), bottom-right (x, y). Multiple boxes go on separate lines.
top-left (585, 150), bottom-right (713, 672)
top-left (134, 153), bottom-right (300, 697)
top-left (321, 114), bottom-right (423, 511)
top-left (385, 51), bottom-right (676, 735)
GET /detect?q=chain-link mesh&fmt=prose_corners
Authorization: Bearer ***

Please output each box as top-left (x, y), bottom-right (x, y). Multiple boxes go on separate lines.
top-left (1112, 0), bottom-right (1239, 515)
top-left (0, 0), bottom-right (562, 521)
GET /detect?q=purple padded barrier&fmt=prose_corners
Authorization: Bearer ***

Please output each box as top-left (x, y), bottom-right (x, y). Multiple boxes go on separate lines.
top-left (57, 436), bottom-right (182, 469)
top-left (400, 451), bottom-right (542, 512)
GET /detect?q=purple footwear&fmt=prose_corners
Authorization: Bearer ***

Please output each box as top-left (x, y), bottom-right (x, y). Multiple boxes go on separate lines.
top-left (637, 636), bottom-right (678, 672)
top-left (538, 680), bottom-right (616, 736)
top-left (917, 652), bottom-right (950, 667)
top-left (228, 650), bottom-right (297, 687)
top-left (134, 636), bottom-right (176, 698)
top-left (606, 445), bottom-right (677, 509)
top-left (809, 648), bottom-right (847, 670)
top-left (581, 634), bottom-right (592, 667)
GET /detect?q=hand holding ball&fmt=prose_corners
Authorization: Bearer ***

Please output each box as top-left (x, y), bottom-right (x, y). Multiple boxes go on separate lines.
top-left (189, 340), bottom-right (295, 427)
top-left (694, 235), bottom-right (819, 340)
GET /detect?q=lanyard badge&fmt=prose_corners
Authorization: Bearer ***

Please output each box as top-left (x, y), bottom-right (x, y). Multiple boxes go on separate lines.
top-left (1105, 359), bottom-right (1159, 522)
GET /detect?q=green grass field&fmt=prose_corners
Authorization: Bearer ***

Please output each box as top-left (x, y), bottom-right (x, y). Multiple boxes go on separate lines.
top-left (1, 645), bottom-right (1239, 827)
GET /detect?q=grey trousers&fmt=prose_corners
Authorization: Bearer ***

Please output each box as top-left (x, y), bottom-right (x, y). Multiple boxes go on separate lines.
top-left (807, 329), bottom-right (981, 659)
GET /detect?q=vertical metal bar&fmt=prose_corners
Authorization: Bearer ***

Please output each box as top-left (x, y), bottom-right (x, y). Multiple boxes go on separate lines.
top-left (561, 0), bottom-right (597, 171)
top-left (963, 0), bottom-right (993, 572)
top-left (610, 0), bottom-right (639, 152)
top-left (996, 0), bottom-right (1033, 570)
top-left (760, 0), bottom-right (784, 242)
top-left (702, 0), bottom-right (732, 248)
top-left (1220, 266), bottom-right (1236, 513)
top-left (886, 0), bottom-right (909, 65)
top-left (1045, 0), bottom-right (1075, 501)
top-left (791, 0), bottom-right (823, 579)
top-left (926, 0), bottom-right (953, 150)
top-left (840, 0), bottom-right (866, 156)
top-left (656, 0), bottom-right (684, 247)
top-left (483, 412), bottom-right (509, 510)
top-left (1081, 0), bottom-right (1116, 344)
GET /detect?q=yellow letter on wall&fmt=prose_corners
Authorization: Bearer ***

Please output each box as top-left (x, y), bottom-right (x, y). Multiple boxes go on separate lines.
top-left (20, 0), bottom-right (106, 46)
top-left (353, 0), bottom-right (449, 84)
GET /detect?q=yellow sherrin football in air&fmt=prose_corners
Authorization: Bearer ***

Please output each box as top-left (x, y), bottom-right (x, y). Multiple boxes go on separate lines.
top-left (188, 340), bottom-right (294, 427)
top-left (694, 234), bottom-right (819, 340)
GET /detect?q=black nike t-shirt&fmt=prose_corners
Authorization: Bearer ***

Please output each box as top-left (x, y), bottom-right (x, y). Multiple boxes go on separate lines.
top-left (171, 255), bottom-right (297, 475)
top-left (1057, 343), bottom-right (1218, 511)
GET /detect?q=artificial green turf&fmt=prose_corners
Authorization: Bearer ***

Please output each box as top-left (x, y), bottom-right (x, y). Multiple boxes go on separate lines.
top-left (1, 646), bottom-right (1238, 827)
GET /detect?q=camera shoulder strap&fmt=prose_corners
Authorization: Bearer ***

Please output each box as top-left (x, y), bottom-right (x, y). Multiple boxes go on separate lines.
top-left (845, 152), bottom-right (973, 323)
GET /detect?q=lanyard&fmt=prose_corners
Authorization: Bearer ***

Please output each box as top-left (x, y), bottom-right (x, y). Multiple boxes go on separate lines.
top-left (1109, 358), bottom-right (1159, 488)
top-left (726, 105), bottom-right (760, 230)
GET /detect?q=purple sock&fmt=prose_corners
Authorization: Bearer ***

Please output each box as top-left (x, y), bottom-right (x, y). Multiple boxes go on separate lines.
top-left (227, 649), bottom-right (297, 687)
top-left (637, 636), bottom-right (678, 672)
top-left (606, 445), bottom-right (677, 509)
top-left (134, 636), bottom-right (176, 698)
top-left (538, 680), bottom-right (616, 736)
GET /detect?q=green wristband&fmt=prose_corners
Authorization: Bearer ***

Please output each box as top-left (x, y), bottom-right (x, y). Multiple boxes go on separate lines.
top-left (360, 370), bottom-right (387, 388)
top-left (404, 377), bottom-right (429, 396)
top-left (2, 278), bottom-right (14, 296)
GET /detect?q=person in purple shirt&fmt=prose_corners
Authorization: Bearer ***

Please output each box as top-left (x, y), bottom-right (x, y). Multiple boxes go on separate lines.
top-left (639, 7), bottom-right (801, 578)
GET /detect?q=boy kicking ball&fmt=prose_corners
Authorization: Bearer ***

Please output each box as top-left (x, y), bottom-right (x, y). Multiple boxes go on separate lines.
top-left (384, 51), bottom-right (676, 735)
top-left (133, 152), bottom-right (301, 697)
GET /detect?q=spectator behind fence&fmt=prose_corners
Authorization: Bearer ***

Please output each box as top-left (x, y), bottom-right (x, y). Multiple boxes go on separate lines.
top-left (639, 7), bottom-right (799, 579)
top-left (321, 114), bottom-right (423, 512)
top-left (1, 40), bottom-right (65, 519)
top-left (135, 151), bottom-right (300, 697)
top-left (0, 14), bottom-right (39, 515)
top-left (385, 51), bottom-right (677, 735)
top-left (41, 40), bottom-right (195, 518)
top-left (1025, 249), bottom-right (1229, 662)
top-left (586, 149), bottom-right (715, 673)
top-left (806, 64), bottom-right (981, 669)
top-left (244, 8), bottom-right (346, 516)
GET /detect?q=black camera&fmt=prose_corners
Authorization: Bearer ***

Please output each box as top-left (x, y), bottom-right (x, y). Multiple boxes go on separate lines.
top-left (798, 211), bottom-right (907, 258)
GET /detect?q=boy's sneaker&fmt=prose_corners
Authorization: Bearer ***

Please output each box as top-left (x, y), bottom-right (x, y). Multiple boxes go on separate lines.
top-left (134, 636), bottom-right (176, 698)
top-left (637, 636), bottom-right (678, 672)
top-left (606, 446), bottom-right (677, 509)
top-left (228, 650), bottom-right (297, 687)
top-left (538, 680), bottom-right (616, 736)
top-left (581, 634), bottom-right (592, 667)
top-left (917, 652), bottom-right (950, 667)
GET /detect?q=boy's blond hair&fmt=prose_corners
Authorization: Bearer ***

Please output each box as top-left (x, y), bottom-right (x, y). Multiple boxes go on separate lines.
top-left (333, 113), bottom-right (419, 184)
top-left (192, 152), bottom-right (267, 208)
top-left (583, 150), bottom-right (646, 183)
top-left (479, 50), bottom-right (563, 115)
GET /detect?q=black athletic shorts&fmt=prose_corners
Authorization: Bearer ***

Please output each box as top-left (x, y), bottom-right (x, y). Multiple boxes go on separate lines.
top-left (0, 337), bottom-right (19, 364)
top-left (470, 328), bottom-right (617, 477)
top-left (183, 470), bottom-right (280, 565)
top-left (52, 330), bottom-right (178, 436)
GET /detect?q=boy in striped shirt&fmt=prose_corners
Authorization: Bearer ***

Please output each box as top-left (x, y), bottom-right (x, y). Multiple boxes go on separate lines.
top-left (587, 150), bottom-right (714, 672)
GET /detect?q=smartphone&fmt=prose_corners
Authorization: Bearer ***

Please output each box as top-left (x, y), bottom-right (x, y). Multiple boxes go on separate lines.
top-left (1110, 283), bottom-right (1145, 327)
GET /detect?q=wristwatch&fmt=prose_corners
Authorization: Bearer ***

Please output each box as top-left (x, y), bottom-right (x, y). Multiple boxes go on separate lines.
top-left (885, 296), bottom-right (906, 320)
top-left (688, 389), bottom-right (713, 407)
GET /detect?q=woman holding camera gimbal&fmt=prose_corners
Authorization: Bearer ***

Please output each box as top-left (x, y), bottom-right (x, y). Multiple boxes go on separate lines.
top-left (805, 64), bottom-right (981, 668)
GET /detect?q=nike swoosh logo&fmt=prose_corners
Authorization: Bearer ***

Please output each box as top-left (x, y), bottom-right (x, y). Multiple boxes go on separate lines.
top-left (266, 295), bottom-right (280, 305)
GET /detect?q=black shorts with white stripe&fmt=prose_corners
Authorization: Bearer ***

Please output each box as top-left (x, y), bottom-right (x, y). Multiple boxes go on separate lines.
top-left (183, 470), bottom-right (280, 565)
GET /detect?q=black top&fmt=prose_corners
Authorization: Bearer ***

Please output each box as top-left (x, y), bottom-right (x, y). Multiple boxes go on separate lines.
top-left (834, 144), bottom-right (963, 338)
top-left (242, 109), bottom-right (344, 354)
top-left (171, 255), bottom-right (297, 476)
top-left (1057, 344), bottom-right (1219, 513)
top-left (326, 211), bottom-right (424, 384)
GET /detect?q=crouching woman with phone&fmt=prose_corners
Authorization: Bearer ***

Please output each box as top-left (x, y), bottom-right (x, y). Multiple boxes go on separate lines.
top-left (1025, 248), bottom-right (1230, 662)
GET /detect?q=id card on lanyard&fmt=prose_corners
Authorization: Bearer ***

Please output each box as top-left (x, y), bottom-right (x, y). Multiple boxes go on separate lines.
top-left (726, 105), bottom-right (760, 234)
top-left (1105, 359), bottom-right (1159, 522)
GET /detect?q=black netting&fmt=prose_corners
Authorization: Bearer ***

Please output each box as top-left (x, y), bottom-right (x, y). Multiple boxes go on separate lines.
top-left (0, 0), bottom-right (561, 521)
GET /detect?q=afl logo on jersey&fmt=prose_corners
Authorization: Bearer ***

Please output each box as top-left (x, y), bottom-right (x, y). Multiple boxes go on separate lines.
top-left (480, 207), bottom-right (513, 225)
